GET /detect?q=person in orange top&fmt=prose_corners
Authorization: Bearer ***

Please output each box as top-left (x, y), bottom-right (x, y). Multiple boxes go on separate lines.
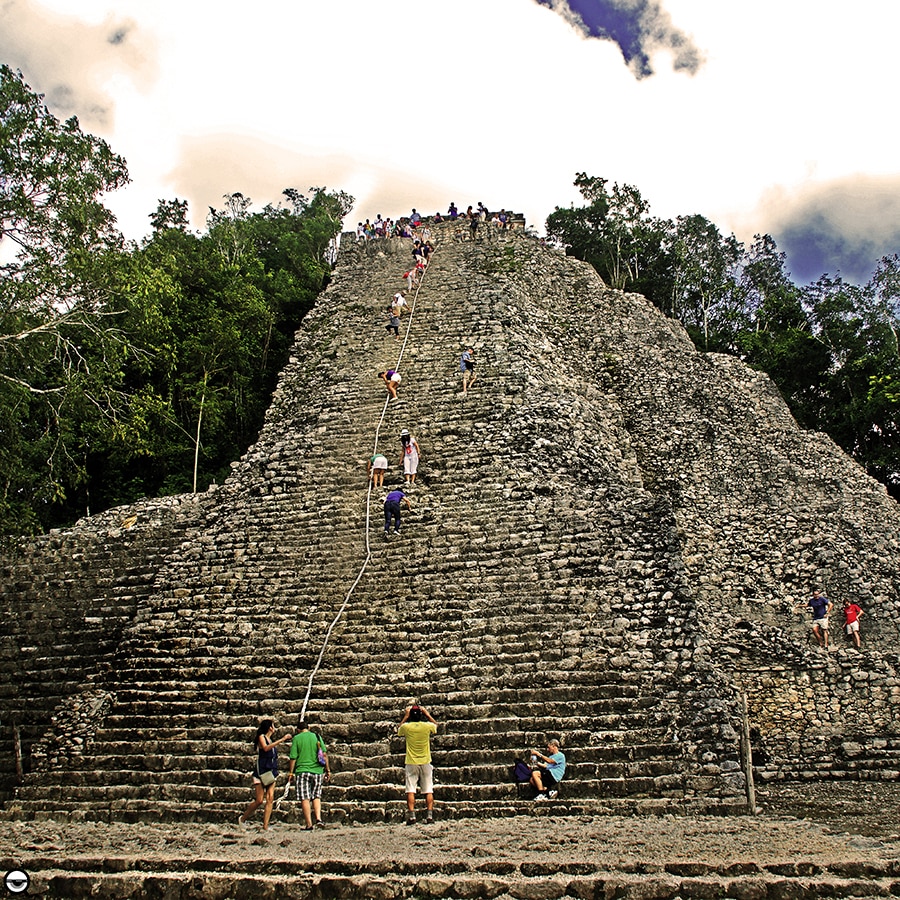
top-left (844, 601), bottom-right (864, 648)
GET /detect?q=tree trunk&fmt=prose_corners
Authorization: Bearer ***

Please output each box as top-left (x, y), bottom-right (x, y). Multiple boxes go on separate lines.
top-left (193, 371), bottom-right (207, 494)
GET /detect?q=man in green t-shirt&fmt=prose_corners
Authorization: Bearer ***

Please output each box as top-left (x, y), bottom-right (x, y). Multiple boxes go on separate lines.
top-left (288, 721), bottom-right (331, 829)
top-left (397, 704), bottom-right (438, 825)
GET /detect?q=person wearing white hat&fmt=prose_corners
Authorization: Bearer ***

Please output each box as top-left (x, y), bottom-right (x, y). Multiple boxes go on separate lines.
top-left (399, 429), bottom-right (420, 485)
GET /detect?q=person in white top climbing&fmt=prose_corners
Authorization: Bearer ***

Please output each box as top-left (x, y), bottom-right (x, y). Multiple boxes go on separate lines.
top-left (399, 430), bottom-right (420, 485)
top-left (368, 453), bottom-right (388, 488)
top-left (392, 292), bottom-right (407, 317)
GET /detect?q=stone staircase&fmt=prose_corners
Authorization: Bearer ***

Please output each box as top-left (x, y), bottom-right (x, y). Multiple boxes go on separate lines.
top-left (9, 855), bottom-right (900, 899)
top-left (2, 226), bottom-right (748, 823)
top-left (0, 496), bottom-right (205, 799)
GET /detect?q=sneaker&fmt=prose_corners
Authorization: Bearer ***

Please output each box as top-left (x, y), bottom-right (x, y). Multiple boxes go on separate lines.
top-left (238, 814), bottom-right (246, 828)
top-left (424, 814), bottom-right (434, 825)
top-left (393, 529), bottom-right (401, 534)
top-left (534, 793), bottom-right (548, 801)
top-left (548, 790), bottom-right (558, 799)
top-left (406, 815), bottom-right (416, 826)
top-left (315, 820), bottom-right (326, 829)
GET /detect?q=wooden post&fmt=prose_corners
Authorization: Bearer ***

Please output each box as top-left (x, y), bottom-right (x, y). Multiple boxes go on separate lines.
top-left (739, 692), bottom-right (757, 814)
top-left (13, 725), bottom-right (23, 778)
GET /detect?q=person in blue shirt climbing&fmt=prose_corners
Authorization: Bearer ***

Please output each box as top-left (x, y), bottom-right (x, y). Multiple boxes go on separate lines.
top-left (460, 347), bottom-right (477, 395)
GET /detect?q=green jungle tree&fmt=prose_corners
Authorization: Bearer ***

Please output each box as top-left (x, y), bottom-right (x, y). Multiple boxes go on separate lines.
top-left (0, 65), bottom-right (130, 532)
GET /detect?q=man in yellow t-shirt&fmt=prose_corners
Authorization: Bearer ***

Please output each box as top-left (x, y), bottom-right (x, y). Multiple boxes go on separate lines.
top-left (397, 704), bottom-right (438, 825)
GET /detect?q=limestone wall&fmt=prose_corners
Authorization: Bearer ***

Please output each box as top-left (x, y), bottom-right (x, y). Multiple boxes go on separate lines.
top-left (503, 238), bottom-right (900, 778)
top-left (0, 494), bottom-right (206, 795)
top-left (736, 651), bottom-right (900, 780)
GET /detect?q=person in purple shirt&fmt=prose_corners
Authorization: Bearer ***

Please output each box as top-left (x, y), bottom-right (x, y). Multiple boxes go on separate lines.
top-left (384, 487), bottom-right (411, 535)
top-left (794, 588), bottom-right (833, 648)
top-left (379, 368), bottom-right (401, 400)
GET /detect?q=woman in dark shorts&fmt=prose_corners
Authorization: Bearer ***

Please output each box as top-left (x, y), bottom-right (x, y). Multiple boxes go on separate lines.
top-left (239, 719), bottom-right (291, 830)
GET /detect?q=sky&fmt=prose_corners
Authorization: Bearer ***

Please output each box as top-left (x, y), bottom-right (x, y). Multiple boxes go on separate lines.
top-left (3, 0), bottom-right (900, 283)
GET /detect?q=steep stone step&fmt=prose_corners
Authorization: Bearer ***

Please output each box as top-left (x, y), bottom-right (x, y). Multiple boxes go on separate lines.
top-left (97, 693), bottom-right (666, 723)
top-left (6, 864), bottom-right (895, 900)
top-left (3, 793), bottom-right (748, 826)
top-left (108, 673), bottom-right (652, 702)
top-left (12, 762), bottom-right (693, 807)
top-left (56, 744), bottom-right (679, 783)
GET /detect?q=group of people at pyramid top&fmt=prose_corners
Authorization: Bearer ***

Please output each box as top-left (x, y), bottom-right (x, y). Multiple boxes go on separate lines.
top-left (443, 202), bottom-right (511, 228)
top-left (356, 201), bottom-right (513, 243)
top-left (356, 215), bottom-right (409, 240)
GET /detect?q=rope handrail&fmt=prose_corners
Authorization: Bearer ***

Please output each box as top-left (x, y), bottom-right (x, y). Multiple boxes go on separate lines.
top-left (299, 248), bottom-right (432, 719)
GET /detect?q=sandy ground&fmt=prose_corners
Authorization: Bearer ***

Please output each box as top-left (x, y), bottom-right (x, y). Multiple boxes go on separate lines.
top-left (2, 785), bottom-right (900, 876)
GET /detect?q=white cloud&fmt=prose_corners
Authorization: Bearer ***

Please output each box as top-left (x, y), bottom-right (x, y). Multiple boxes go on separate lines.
top-left (7, 0), bottom-right (900, 275)
top-left (0, 0), bottom-right (156, 129)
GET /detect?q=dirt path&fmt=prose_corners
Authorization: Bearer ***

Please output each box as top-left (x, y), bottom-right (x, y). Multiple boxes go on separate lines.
top-left (3, 785), bottom-right (900, 877)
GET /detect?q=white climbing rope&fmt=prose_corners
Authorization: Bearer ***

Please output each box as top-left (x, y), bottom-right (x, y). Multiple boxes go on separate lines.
top-left (299, 243), bottom-right (431, 719)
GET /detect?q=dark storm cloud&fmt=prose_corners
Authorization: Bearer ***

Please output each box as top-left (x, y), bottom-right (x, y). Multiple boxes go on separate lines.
top-left (533, 0), bottom-right (702, 77)
top-left (108, 27), bottom-right (131, 46)
top-left (766, 177), bottom-right (900, 284)
top-left (0, 0), bottom-right (156, 129)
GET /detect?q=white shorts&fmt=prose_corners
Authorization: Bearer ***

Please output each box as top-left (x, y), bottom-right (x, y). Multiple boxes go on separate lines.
top-left (371, 456), bottom-right (388, 470)
top-left (405, 763), bottom-right (434, 795)
top-left (811, 616), bottom-right (829, 630)
top-left (846, 621), bottom-right (860, 634)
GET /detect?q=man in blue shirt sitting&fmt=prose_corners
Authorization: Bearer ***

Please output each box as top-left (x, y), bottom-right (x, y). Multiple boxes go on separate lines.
top-left (530, 739), bottom-right (566, 799)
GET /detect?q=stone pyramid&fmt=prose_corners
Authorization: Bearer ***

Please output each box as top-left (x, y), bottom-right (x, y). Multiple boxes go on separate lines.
top-left (3, 222), bottom-right (900, 823)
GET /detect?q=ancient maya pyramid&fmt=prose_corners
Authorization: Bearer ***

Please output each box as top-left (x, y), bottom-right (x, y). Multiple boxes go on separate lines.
top-left (2, 221), bottom-right (900, 822)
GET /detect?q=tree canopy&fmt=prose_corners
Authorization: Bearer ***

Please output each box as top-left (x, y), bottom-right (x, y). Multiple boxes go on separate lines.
top-left (0, 65), bottom-right (352, 534)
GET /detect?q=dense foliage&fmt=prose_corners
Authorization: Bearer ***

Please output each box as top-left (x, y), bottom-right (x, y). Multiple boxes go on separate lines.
top-left (0, 66), bottom-right (351, 534)
top-left (547, 174), bottom-right (900, 497)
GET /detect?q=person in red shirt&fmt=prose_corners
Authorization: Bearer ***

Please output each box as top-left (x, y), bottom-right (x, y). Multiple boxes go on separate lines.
top-left (844, 601), bottom-right (864, 648)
